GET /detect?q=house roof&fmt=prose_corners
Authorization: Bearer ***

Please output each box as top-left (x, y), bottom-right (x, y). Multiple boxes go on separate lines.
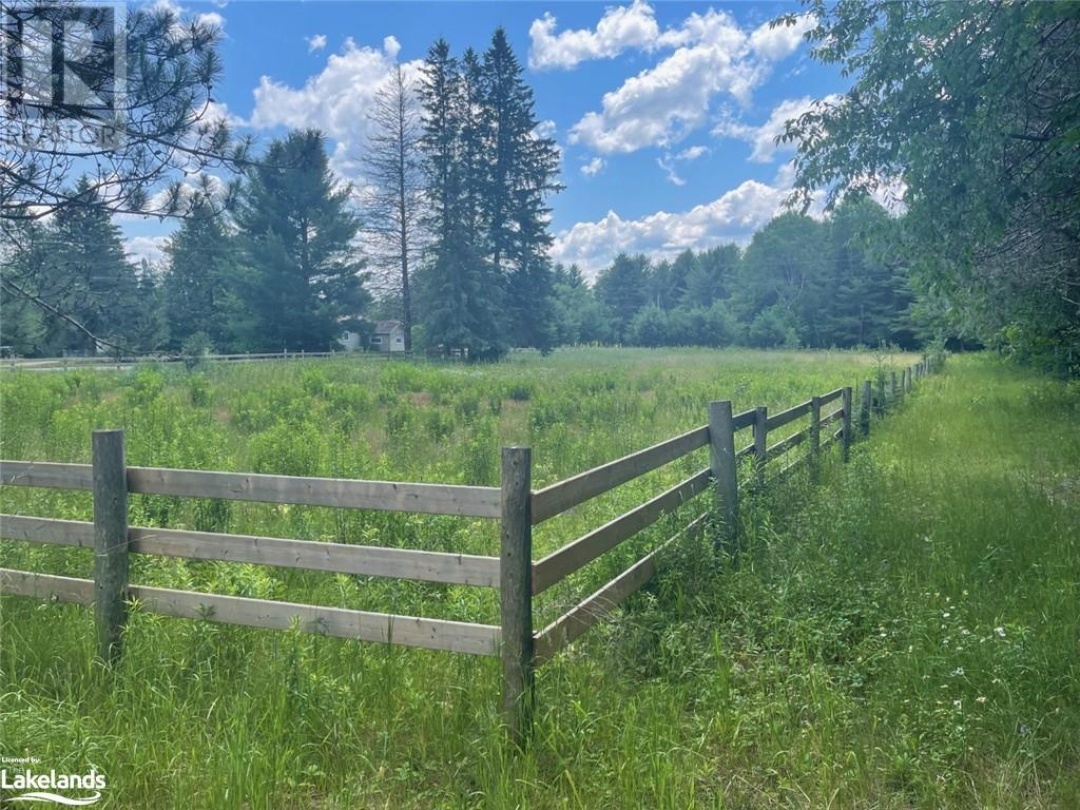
top-left (374, 320), bottom-right (403, 334)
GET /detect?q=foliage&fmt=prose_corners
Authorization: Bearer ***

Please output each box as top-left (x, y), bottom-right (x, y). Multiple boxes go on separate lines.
top-left (163, 193), bottom-right (244, 351)
top-left (2, 353), bottom-right (1077, 807)
top-left (234, 130), bottom-right (370, 352)
top-left (783, 1), bottom-right (1080, 373)
top-left (1, 178), bottom-right (143, 355)
top-left (1, 2), bottom-right (247, 221)
top-left (417, 31), bottom-right (562, 359)
top-left (562, 205), bottom-right (917, 351)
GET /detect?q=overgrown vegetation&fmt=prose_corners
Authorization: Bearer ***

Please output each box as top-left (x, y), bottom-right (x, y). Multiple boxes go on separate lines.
top-left (3, 350), bottom-right (1077, 807)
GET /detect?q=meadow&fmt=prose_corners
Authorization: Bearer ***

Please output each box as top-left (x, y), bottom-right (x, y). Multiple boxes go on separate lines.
top-left (2, 348), bottom-right (1077, 808)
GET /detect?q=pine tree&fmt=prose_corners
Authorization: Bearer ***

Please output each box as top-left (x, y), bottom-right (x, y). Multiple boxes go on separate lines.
top-left (163, 193), bottom-right (243, 351)
top-left (481, 28), bottom-right (562, 352)
top-left (417, 39), bottom-right (506, 360)
top-left (595, 254), bottom-right (651, 342)
top-left (234, 130), bottom-right (369, 352)
top-left (38, 178), bottom-right (140, 354)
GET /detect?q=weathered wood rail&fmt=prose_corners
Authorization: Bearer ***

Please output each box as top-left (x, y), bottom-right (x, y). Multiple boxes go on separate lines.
top-left (0, 353), bottom-right (940, 740)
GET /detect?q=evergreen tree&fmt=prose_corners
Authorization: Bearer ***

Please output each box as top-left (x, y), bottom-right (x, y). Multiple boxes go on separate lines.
top-left (594, 253), bottom-right (651, 342)
top-left (234, 130), bottom-right (369, 352)
top-left (682, 244), bottom-right (738, 309)
top-left (163, 193), bottom-right (243, 351)
top-left (825, 198), bottom-right (915, 348)
top-left (551, 264), bottom-right (613, 345)
top-left (39, 178), bottom-right (141, 354)
top-left (480, 29), bottom-right (563, 353)
top-left (417, 39), bottom-right (506, 360)
top-left (0, 221), bottom-right (47, 355)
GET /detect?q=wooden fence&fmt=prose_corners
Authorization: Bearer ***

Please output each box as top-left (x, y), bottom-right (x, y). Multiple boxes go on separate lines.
top-left (0, 355), bottom-right (939, 740)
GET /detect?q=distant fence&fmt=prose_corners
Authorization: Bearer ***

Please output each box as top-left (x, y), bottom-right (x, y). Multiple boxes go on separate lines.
top-left (0, 354), bottom-right (940, 741)
top-left (1, 349), bottom-right (417, 372)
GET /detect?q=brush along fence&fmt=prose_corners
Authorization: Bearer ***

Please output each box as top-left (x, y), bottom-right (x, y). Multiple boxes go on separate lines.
top-left (0, 355), bottom-right (938, 740)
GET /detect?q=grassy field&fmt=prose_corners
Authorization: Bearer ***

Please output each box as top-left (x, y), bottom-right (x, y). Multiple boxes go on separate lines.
top-left (2, 349), bottom-right (1077, 807)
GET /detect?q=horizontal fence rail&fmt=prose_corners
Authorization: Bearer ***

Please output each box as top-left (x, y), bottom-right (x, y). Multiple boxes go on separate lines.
top-left (0, 569), bottom-right (500, 656)
top-left (534, 511), bottom-right (709, 665)
top-left (0, 352), bottom-right (941, 740)
top-left (532, 467), bottom-right (711, 595)
top-left (127, 467), bottom-right (502, 518)
top-left (0, 515), bottom-right (500, 588)
top-left (531, 425), bottom-right (709, 524)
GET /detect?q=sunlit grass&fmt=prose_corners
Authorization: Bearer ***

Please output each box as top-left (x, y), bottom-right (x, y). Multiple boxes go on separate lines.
top-left (4, 350), bottom-right (1075, 807)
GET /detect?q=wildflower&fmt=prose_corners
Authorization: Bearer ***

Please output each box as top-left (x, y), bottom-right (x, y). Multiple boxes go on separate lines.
top-left (943, 612), bottom-right (951, 618)
top-left (995, 626), bottom-right (1006, 638)
top-left (953, 700), bottom-right (963, 710)
top-left (976, 696), bottom-right (987, 704)
top-left (951, 667), bottom-right (965, 677)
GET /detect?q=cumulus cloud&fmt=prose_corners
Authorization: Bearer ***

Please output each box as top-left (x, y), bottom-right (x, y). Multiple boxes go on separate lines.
top-left (248, 37), bottom-right (423, 181)
top-left (676, 145), bottom-right (708, 162)
top-left (714, 95), bottom-right (839, 163)
top-left (529, 0), bottom-right (660, 70)
top-left (557, 6), bottom-right (815, 155)
top-left (748, 14), bottom-right (816, 61)
top-left (125, 235), bottom-right (170, 268)
top-left (534, 119), bottom-right (557, 139)
top-left (552, 164), bottom-right (805, 278)
top-left (307, 34), bottom-right (327, 52)
top-left (580, 157), bottom-right (605, 177)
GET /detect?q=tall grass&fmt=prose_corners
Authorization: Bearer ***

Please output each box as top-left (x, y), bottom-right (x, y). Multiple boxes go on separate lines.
top-left (3, 350), bottom-right (1075, 807)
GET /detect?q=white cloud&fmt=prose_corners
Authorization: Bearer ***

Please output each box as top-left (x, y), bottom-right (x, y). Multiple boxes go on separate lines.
top-left (552, 164), bottom-right (805, 278)
top-left (676, 145), bottom-right (708, 161)
top-left (534, 119), bottom-right (557, 140)
top-left (529, 0), bottom-right (660, 70)
top-left (580, 157), bottom-right (605, 177)
top-left (748, 14), bottom-right (816, 61)
top-left (248, 37), bottom-right (424, 181)
top-left (561, 7), bottom-right (813, 155)
top-left (714, 95), bottom-right (839, 162)
top-left (656, 155), bottom-right (686, 186)
top-left (307, 34), bottom-right (327, 53)
top-left (125, 235), bottom-right (170, 268)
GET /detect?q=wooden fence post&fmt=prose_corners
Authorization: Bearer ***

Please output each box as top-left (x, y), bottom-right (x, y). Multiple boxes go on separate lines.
top-left (753, 406), bottom-right (768, 489)
top-left (809, 395), bottom-right (822, 480)
top-left (860, 380), bottom-right (872, 437)
top-left (841, 387), bottom-right (853, 463)
top-left (890, 371), bottom-right (897, 402)
top-left (708, 401), bottom-right (739, 546)
top-left (500, 447), bottom-right (534, 744)
top-left (904, 368), bottom-right (912, 393)
top-left (876, 375), bottom-right (887, 417)
top-left (92, 429), bottom-right (129, 665)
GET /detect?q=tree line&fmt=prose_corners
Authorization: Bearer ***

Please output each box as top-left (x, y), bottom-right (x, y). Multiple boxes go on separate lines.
top-left (0, 25), bottom-right (918, 360)
top-left (4, 4), bottom-right (1073, 370)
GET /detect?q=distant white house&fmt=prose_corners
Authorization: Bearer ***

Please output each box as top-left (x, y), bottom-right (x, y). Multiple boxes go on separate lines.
top-left (371, 320), bottom-right (406, 352)
top-left (337, 319), bottom-right (407, 353)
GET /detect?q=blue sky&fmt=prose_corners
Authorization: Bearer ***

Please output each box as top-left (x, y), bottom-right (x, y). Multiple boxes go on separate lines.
top-left (125, 1), bottom-right (849, 279)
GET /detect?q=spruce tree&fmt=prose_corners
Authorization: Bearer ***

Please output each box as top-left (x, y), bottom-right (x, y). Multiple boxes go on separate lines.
top-left (481, 29), bottom-right (562, 353)
top-left (39, 178), bottom-right (140, 354)
top-left (163, 193), bottom-right (243, 351)
top-left (417, 39), bottom-right (505, 360)
top-left (234, 130), bottom-right (369, 352)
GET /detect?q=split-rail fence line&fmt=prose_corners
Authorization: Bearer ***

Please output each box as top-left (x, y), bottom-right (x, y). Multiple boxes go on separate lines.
top-left (0, 356), bottom-right (939, 740)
